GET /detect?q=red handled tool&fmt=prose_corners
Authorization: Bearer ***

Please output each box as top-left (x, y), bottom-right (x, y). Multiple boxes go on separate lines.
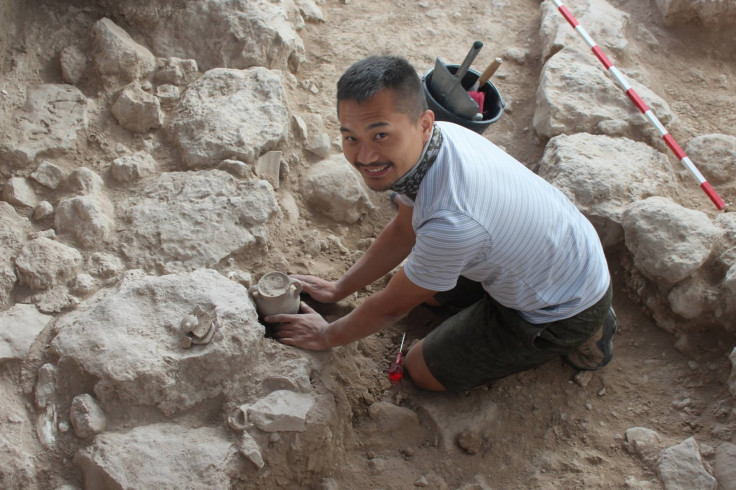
top-left (388, 331), bottom-right (407, 383)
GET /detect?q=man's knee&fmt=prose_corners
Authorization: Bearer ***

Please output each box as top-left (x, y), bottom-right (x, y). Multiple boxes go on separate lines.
top-left (405, 340), bottom-right (446, 391)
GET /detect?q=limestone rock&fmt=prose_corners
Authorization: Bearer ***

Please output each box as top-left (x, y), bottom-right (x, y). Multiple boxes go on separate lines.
top-left (539, 133), bottom-right (680, 246)
top-left (540, 0), bottom-right (630, 61)
top-left (248, 390), bottom-right (316, 432)
top-left (714, 442), bottom-right (736, 490)
top-left (655, 0), bottom-right (736, 26)
top-left (55, 194), bottom-right (115, 249)
top-left (118, 170), bottom-right (278, 273)
top-left (92, 17), bottom-right (156, 83)
top-left (85, 252), bottom-right (125, 279)
top-left (155, 84), bottom-right (179, 107)
top-left (715, 213), bottom-right (736, 268)
top-left (145, 0), bottom-right (305, 72)
top-left (0, 304), bottom-right (52, 362)
top-left (684, 133), bottom-right (736, 185)
top-left (303, 113), bottom-right (330, 157)
top-left (59, 45), bottom-right (87, 85)
top-left (296, 0), bottom-right (326, 22)
top-left (667, 277), bottom-right (714, 320)
top-left (51, 269), bottom-right (263, 415)
top-left (2, 177), bottom-right (38, 209)
top-left (15, 237), bottom-right (83, 290)
top-left (170, 67), bottom-right (290, 168)
top-left (255, 151), bottom-right (282, 189)
top-left (31, 161), bottom-right (64, 189)
top-left (625, 427), bottom-right (664, 466)
top-left (217, 159), bottom-right (254, 179)
top-left (35, 363), bottom-right (57, 409)
top-left (154, 57), bottom-right (198, 86)
top-left (111, 82), bottom-right (163, 134)
top-left (0, 379), bottom-right (38, 488)
top-left (621, 197), bottom-right (719, 287)
top-left (70, 273), bottom-right (97, 297)
top-left (70, 394), bottom-right (107, 438)
top-left (0, 202), bottom-right (32, 309)
top-left (658, 437), bottom-right (716, 490)
top-left (111, 151), bottom-right (157, 183)
top-left (534, 48), bottom-right (671, 141)
top-left (302, 154), bottom-right (375, 224)
top-left (0, 84), bottom-right (89, 168)
top-left (73, 424), bottom-right (236, 489)
top-left (66, 167), bottom-right (104, 195)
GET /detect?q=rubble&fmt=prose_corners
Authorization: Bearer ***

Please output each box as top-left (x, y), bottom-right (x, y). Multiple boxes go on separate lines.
top-left (658, 437), bottom-right (716, 489)
top-left (0, 304), bottom-right (52, 361)
top-left (92, 17), bottom-right (156, 84)
top-left (14, 237), bottom-right (83, 290)
top-left (111, 82), bottom-right (164, 134)
top-left (111, 151), bottom-right (157, 183)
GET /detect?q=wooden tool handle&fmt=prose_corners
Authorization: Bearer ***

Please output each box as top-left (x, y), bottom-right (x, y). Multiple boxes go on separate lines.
top-left (478, 57), bottom-right (502, 86)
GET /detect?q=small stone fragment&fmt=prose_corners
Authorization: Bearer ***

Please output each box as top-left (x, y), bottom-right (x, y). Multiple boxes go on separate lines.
top-left (237, 430), bottom-right (265, 469)
top-left (60, 45), bottom-right (87, 84)
top-left (457, 429), bottom-right (483, 455)
top-left (70, 394), bottom-right (107, 438)
top-left (111, 82), bottom-right (163, 134)
top-left (256, 151), bottom-right (282, 189)
top-left (111, 151), bottom-right (157, 183)
top-left (35, 363), bottom-right (58, 409)
top-left (217, 159), bottom-right (254, 179)
top-left (33, 201), bottom-right (54, 221)
top-left (155, 84), bottom-right (180, 107)
top-left (31, 161), bottom-right (64, 189)
top-left (574, 370), bottom-right (594, 387)
top-left (3, 177), bottom-right (38, 209)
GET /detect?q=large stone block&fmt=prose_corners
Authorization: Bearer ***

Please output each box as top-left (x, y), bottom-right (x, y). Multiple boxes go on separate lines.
top-left (0, 85), bottom-right (88, 169)
top-left (74, 424), bottom-right (236, 489)
top-left (92, 17), bottom-right (156, 83)
top-left (301, 154), bottom-right (375, 224)
top-left (533, 48), bottom-right (671, 141)
top-left (538, 133), bottom-right (680, 246)
top-left (118, 170), bottom-right (278, 273)
top-left (170, 67), bottom-right (290, 168)
top-left (621, 197), bottom-right (719, 287)
top-left (51, 269), bottom-right (263, 415)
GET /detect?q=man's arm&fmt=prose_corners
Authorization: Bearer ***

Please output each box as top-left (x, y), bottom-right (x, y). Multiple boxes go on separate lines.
top-left (293, 201), bottom-right (416, 303)
top-left (269, 267), bottom-right (437, 350)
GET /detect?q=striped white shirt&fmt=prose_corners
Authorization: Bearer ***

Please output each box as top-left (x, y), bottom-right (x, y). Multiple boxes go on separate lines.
top-left (401, 121), bottom-right (610, 324)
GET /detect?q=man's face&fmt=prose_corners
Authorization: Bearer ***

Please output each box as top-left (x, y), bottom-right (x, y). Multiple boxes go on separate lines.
top-left (339, 89), bottom-right (434, 192)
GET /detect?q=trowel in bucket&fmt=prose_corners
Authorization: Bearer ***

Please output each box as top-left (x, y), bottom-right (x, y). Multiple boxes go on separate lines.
top-left (429, 41), bottom-right (483, 120)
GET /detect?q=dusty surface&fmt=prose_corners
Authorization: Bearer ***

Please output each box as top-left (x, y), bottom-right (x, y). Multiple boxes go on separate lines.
top-left (1, 0), bottom-right (735, 488)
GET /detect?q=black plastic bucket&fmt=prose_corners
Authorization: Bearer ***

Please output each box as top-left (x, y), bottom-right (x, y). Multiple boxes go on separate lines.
top-left (422, 64), bottom-right (505, 135)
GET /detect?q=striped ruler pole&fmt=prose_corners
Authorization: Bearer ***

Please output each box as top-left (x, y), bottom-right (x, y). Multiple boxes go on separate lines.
top-left (550, 0), bottom-right (726, 211)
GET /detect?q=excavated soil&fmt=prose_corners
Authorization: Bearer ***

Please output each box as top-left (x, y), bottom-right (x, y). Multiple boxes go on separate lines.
top-left (2, 0), bottom-right (736, 488)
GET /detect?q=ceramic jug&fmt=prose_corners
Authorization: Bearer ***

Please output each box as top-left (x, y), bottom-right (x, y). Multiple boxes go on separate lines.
top-left (249, 271), bottom-right (303, 317)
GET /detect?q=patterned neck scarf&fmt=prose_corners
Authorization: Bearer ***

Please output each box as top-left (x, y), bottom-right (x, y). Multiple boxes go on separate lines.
top-left (390, 124), bottom-right (443, 201)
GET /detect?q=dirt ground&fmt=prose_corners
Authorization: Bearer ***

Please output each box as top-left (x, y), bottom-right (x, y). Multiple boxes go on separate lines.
top-left (2, 0), bottom-right (736, 488)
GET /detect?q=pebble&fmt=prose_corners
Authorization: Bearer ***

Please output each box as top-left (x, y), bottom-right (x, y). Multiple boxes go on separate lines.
top-left (586, 403), bottom-right (593, 410)
top-left (598, 388), bottom-right (607, 396)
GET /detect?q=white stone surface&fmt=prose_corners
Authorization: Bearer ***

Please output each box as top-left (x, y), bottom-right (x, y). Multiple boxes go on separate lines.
top-left (684, 133), bottom-right (736, 185)
top-left (621, 197), bottom-right (719, 287)
top-left (144, 0), bottom-right (306, 72)
top-left (655, 0), bottom-right (736, 26)
top-left (247, 390), bottom-right (316, 432)
top-left (658, 437), bottom-right (716, 490)
top-left (170, 67), bottom-right (290, 168)
top-left (92, 17), bottom-right (156, 83)
top-left (2, 177), bottom-right (38, 209)
top-left (0, 202), bottom-right (31, 309)
top-left (540, 0), bottom-right (630, 61)
top-left (538, 133), bottom-right (679, 246)
top-left (73, 424), bottom-right (236, 489)
top-left (70, 394), bottom-right (107, 438)
top-left (256, 151), bottom-right (282, 189)
top-left (118, 170), bottom-right (278, 273)
top-left (14, 237), bottom-right (83, 290)
top-left (31, 161), bottom-right (64, 189)
top-left (296, 0), bottom-right (326, 22)
top-left (154, 57), bottom-right (198, 86)
top-left (625, 427), bottom-right (664, 466)
top-left (0, 378), bottom-right (38, 488)
top-left (51, 269), bottom-right (264, 415)
top-left (534, 48), bottom-right (672, 141)
top-left (111, 82), bottom-right (163, 134)
top-left (0, 304), bottom-right (52, 362)
top-left (302, 154), bottom-right (375, 224)
top-left (714, 442), bottom-right (736, 490)
top-left (35, 363), bottom-right (57, 409)
top-left (0, 84), bottom-right (89, 168)
top-left (55, 194), bottom-right (115, 249)
top-left (59, 45), bottom-right (87, 85)
top-left (111, 151), bottom-right (157, 183)
top-left (32, 201), bottom-right (54, 221)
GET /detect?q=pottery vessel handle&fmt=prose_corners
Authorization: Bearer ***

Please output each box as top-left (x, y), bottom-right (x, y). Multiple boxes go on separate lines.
top-left (290, 278), bottom-right (303, 295)
top-left (248, 285), bottom-right (259, 298)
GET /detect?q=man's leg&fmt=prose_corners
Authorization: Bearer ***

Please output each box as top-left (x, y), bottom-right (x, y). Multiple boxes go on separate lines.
top-left (405, 339), bottom-right (446, 391)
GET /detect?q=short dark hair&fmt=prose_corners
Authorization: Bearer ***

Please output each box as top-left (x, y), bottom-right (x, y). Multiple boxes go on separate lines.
top-left (336, 56), bottom-right (428, 121)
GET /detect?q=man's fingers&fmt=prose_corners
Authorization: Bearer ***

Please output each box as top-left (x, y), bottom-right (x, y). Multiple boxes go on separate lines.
top-left (299, 301), bottom-right (317, 314)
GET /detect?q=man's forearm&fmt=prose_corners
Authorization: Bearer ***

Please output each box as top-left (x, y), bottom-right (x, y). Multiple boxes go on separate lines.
top-left (334, 207), bottom-right (415, 300)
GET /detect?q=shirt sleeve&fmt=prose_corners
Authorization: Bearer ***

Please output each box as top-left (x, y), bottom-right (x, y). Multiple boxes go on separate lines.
top-left (403, 212), bottom-right (490, 292)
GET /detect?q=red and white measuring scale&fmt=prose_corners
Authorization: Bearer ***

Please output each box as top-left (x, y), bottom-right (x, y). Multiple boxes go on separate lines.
top-left (550, 0), bottom-right (727, 211)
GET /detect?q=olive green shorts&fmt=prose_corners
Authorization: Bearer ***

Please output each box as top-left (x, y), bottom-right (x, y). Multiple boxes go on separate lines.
top-left (422, 277), bottom-right (612, 392)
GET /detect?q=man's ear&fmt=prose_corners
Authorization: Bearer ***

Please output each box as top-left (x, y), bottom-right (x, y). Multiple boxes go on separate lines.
top-left (419, 109), bottom-right (435, 139)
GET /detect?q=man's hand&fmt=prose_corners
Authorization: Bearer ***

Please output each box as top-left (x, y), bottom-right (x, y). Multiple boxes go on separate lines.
top-left (268, 302), bottom-right (332, 351)
top-left (290, 275), bottom-right (342, 303)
